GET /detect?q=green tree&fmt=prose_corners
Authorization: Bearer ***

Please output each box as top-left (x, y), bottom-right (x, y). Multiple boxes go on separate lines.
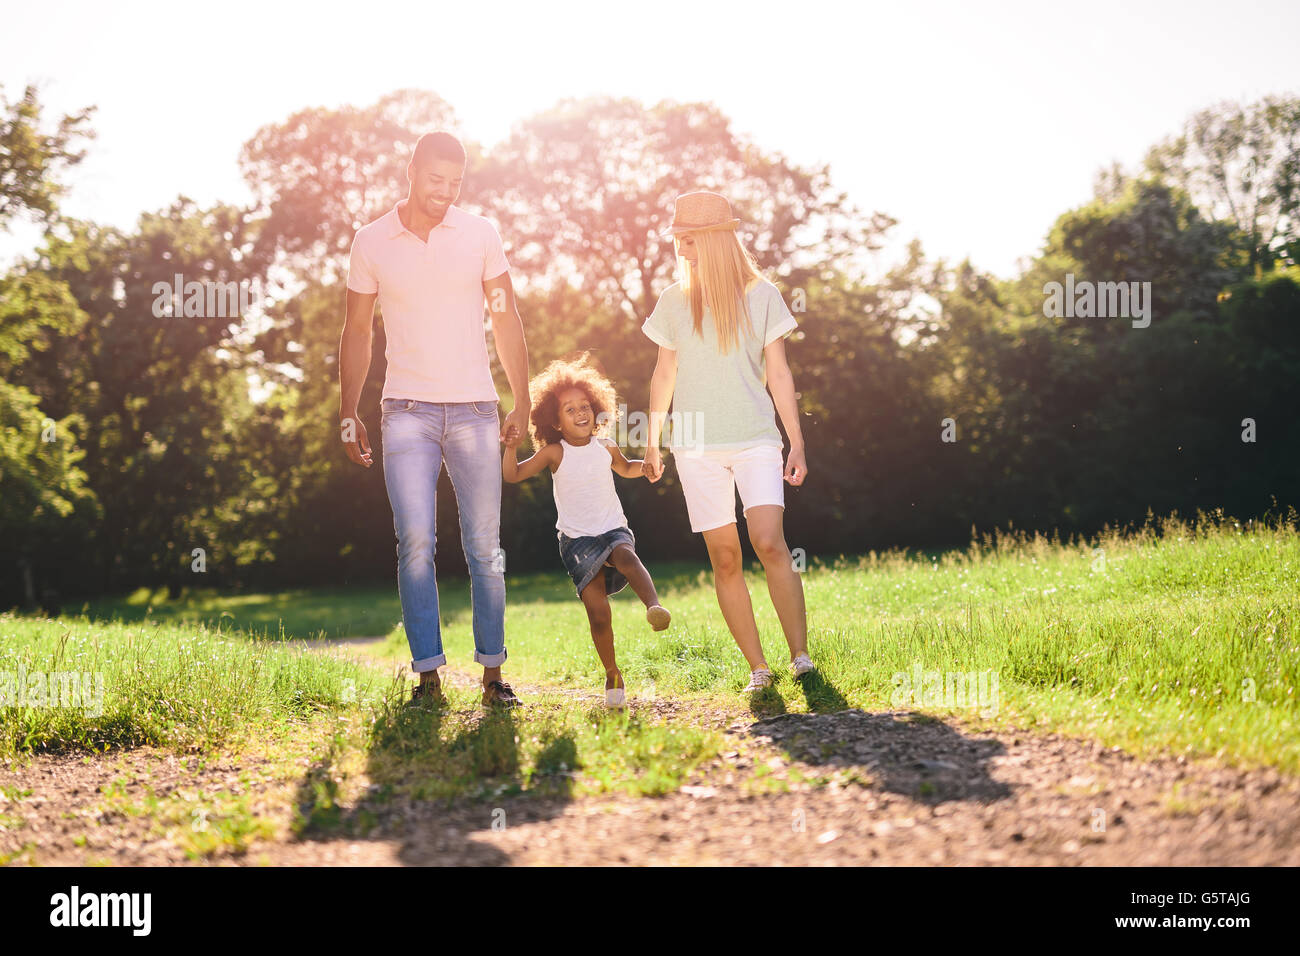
top-left (15, 202), bottom-right (275, 596)
top-left (239, 89), bottom-right (461, 272)
top-left (1145, 94), bottom-right (1300, 269)
top-left (0, 84), bottom-right (95, 225)
top-left (478, 96), bottom-right (892, 323)
top-left (0, 273), bottom-right (96, 609)
top-left (0, 84), bottom-right (96, 609)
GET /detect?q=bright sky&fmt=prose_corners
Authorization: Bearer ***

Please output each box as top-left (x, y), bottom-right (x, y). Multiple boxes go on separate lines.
top-left (3, 0), bottom-right (1298, 277)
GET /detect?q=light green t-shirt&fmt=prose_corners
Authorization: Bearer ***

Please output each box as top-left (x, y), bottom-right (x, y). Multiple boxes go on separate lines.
top-left (641, 278), bottom-right (799, 452)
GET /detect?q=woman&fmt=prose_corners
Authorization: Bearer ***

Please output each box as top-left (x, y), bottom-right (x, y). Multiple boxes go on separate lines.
top-left (641, 190), bottom-right (811, 692)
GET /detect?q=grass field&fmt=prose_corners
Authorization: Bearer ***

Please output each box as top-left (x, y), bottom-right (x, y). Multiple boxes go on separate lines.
top-left (2, 511), bottom-right (1297, 858)
top-left (479, 511), bottom-right (1299, 772)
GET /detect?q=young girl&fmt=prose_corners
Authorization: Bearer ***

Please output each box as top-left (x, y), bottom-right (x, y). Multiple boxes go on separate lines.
top-left (641, 190), bottom-right (812, 694)
top-left (503, 353), bottom-right (672, 708)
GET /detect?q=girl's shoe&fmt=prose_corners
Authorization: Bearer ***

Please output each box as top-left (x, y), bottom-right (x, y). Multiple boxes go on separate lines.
top-left (646, 604), bottom-right (671, 631)
top-left (792, 654), bottom-right (815, 677)
top-left (605, 673), bottom-right (626, 709)
top-left (743, 668), bottom-right (774, 693)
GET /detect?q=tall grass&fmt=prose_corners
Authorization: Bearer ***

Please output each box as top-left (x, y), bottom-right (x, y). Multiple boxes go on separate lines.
top-left (9, 510), bottom-right (1298, 779)
top-left (403, 510), bottom-right (1299, 771)
top-left (0, 615), bottom-right (384, 755)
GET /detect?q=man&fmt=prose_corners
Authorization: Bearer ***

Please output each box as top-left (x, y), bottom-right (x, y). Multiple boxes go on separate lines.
top-left (339, 131), bottom-right (530, 708)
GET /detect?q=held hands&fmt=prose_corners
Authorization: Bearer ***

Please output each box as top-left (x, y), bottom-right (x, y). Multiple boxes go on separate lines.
top-left (643, 445), bottom-right (663, 482)
top-left (500, 406), bottom-right (528, 447)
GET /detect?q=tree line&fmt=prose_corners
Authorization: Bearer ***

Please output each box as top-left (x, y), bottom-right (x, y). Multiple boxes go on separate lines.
top-left (2, 86), bottom-right (1297, 609)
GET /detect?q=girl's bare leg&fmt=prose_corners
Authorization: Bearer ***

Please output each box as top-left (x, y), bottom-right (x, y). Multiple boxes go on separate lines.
top-left (607, 544), bottom-right (662, 608)
top-left (701, 523), bottom-right (768, 671)
top-left (579, 576), bottom-right (622, 689)
top-left (744, 504), bottom-right (808, 659)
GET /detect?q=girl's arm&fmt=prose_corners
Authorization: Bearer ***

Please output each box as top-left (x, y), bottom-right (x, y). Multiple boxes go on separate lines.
top-left (645, 345), bottom-right (677, 481)
top-left (503, 441), bottom-right (560, 483)
top-left (602, 439), bottom-right (646, 479)
top-left (764, 336), bottom-right (807, 485)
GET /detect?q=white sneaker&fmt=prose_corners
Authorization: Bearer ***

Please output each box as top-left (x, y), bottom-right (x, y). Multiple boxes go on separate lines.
top-left (792, 654), bottom-right (815, 677)
top-left (743, 668), bottom-right (773, 693)
top-left (605, 673), bottom-right (626, 709)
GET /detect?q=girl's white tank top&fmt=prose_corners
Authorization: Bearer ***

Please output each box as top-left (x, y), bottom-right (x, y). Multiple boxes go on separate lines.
top-left (552, 438), bottom-right (629, 538)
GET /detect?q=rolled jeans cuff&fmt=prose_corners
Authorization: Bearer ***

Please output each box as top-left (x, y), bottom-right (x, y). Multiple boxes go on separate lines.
top-left (474, 648), bottom-right (508, 667)
top-left (411, 653), bottom-right (447, 674)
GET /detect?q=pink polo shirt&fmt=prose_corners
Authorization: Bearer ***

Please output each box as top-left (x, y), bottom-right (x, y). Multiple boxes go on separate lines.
top-left (346, 201), bottom-right (510, 403)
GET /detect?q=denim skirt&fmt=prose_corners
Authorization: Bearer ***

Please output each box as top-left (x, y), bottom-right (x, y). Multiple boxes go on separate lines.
top-left (557, 526), bottom-right (636, 597)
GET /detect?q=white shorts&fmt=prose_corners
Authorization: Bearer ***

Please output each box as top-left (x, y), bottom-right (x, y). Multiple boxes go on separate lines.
top-left (672, 444), bottom-right (785, 533)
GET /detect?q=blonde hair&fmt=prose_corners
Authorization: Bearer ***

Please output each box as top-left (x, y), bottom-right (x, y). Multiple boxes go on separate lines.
top-left (676, 228), bottom-right (764, 353)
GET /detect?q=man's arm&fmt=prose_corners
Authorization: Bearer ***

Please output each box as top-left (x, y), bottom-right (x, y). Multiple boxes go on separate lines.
top-left (484, 270), bottom-right (530, 444)
top-left (339, 288), bottom-right (378, 467)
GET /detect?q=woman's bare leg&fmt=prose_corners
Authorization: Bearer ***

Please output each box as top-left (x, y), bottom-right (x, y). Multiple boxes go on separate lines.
top-left (701, 523), bottom-right (768, 670)
top-left (745, 505), bottom-right (808, 659)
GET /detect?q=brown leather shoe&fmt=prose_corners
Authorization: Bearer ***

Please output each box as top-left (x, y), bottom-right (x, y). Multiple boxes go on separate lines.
top-left (481, 680), bottom-right (522, 709)
top-left (410, 680), bottom-right (448, 708)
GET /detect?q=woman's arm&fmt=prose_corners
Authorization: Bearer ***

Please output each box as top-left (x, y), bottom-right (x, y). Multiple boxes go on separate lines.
top-left (645, 346), bottom-right (677, 481)
top-left (503, 441), bottom-right (560, 483)
top-left (764, 337), bottom-right (807, 485)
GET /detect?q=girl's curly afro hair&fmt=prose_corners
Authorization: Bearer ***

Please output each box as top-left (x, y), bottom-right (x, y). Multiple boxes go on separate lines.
top-left (528, 352), bottom-right (619, 448)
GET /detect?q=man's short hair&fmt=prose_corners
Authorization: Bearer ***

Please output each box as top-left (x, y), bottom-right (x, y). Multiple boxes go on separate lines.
top-left (412, 131), bottom-right (466, 168)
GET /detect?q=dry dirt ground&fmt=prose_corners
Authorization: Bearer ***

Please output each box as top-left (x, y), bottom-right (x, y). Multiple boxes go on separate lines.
top-left (2, 643), bottom-right (1297, 866)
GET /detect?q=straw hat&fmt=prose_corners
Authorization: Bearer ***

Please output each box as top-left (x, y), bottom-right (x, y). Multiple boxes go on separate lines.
top-left (659, 191), bottom-right (741, 238)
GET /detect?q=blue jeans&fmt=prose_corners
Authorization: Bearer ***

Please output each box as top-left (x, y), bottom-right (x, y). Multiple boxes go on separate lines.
top-left (380, 398), bottom-right (506, 672)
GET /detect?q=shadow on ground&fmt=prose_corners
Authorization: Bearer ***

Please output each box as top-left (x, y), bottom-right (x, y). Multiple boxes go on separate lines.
top-left (289, 690), bottom-right (590, 865)
top-left (748, 708), bottom-right (1012, 805)
top-left (746, 668), bottom-right (851, 719)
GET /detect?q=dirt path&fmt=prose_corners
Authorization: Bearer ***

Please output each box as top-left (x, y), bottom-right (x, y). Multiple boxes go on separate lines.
top-left (2, 656), bottom-right (1297, 866)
